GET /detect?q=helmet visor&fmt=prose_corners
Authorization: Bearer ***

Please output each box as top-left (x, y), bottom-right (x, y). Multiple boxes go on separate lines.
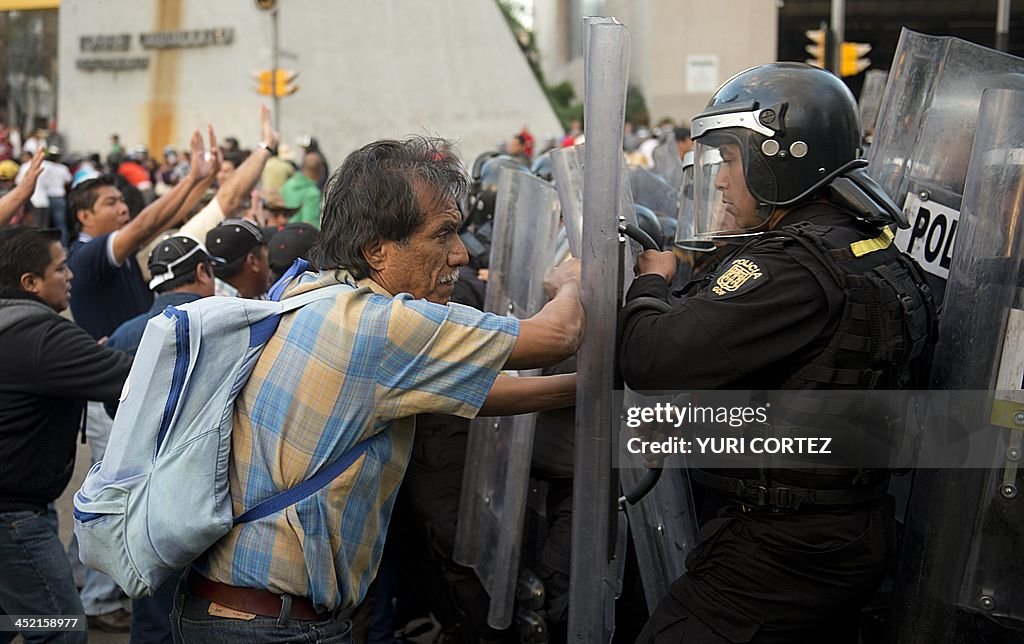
top-left (690, 141), bottom-right (763, 243)
top-left (675, 151), bottom-right (713, 252)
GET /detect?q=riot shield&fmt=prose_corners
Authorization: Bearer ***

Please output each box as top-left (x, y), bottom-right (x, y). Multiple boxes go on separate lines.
top-left (550, 143), bottom-right (585, 258)
top-left (858, 68), bottom-right (888, 142)
top-left (628, 165), bottom-right (681, 221)
top-left (888, 87), bottom-right (1024, 644)
top-left (651, 133), bottom-right (684, 191)
top-left (552, 143), bottom-right (638, 261)
top-left (568, 17), bottom-right (630, 644)
top-left (867, 29), bottom-right (1024, 301)
top-left (454, 167), bottom-right (561, 630)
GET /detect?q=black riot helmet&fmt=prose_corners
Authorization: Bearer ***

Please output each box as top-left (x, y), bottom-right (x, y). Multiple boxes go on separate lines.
top-left (691, 62), bottom-right (905, 228)
top-left (461, 152), bottom-right (528, 269)
top-left (466, 153), bottom-right (528, 229)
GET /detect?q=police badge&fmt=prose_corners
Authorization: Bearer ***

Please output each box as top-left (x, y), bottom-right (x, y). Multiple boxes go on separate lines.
top-left (711, 258), bottom-right (768, 299)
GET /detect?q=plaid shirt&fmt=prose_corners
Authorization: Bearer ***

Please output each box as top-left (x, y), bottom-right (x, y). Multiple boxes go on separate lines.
top-left (195, 269), bottom-right (519, 612)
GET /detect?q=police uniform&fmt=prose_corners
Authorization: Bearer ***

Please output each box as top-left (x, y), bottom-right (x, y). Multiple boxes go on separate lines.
top-left (621, 202), bottom-right (935, 643)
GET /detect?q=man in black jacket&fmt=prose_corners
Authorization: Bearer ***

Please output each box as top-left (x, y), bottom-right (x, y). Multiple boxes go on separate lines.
top-left (0, 226), bottom-right (132, 644)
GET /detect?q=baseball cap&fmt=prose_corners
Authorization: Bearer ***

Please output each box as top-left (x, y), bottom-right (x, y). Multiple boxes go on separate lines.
top-left (268, 223), bottom-right (319, 274)
top-left (205, 218), bottom-right (266, 264)
top-left (148, 235), bottom-right (220, 290)
top-left (0, 160), bottom-right (18, 180)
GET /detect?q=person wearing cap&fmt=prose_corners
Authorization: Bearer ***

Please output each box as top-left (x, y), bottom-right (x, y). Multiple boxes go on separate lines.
top-left (0, 159), bottom-right (18, 200)
top-left (280, 151), bottom-right (323, 228)
top-left (106, 236), bottom-right (218, 356)
top-left (104, 235), bottom-right (218, 644)
top-left (267, 221), bottom-right (318, 282)
top-left (260, 143), bottom-right (296, 192)
top-left (205, 218), bottom-right (272, 298)
top-left (261, 189), bottom-right (300, 228)
top-left (0, 226), bottom-right (132, 644)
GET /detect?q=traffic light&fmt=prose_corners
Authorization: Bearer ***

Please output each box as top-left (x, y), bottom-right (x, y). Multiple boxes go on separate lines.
top-left (252, 69), bottom-right (299, 97)
top-left (254, 0), bottom-right (277, 10)
top-left (840, 42), bottom-right (872, 77)
top-left (274, 69), bottom-right (299, 97)
top-left (254, 69), bottom-right (274, 96)
top-left (805, 28), bottom-right (827, 68)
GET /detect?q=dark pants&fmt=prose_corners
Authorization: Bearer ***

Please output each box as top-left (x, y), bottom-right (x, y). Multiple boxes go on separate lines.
top-left (398, 417), bottom-right (515, 642)
top-left (131, 575), bottom-right (178, 644)
top-left (170, 578), bottom-right (353, 644)
top-left (636, 497), bottom-right (894, 644)
top-left (0, 509), bottom-right (86, 644)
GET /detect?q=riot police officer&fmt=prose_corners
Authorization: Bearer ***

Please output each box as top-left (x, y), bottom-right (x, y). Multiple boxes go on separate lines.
top-left (618, 63), bottom-right (937, 643)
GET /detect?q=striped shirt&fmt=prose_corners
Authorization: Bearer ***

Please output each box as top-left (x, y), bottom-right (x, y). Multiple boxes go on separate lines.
top-left (195, 269), bottom-right (519, 612)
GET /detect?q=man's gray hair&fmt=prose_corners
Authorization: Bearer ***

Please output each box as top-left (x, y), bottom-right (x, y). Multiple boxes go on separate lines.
top-left (310, 136), bottom-right (467, 278)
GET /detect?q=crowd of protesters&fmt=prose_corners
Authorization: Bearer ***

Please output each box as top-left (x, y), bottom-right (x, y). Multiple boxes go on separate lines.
top-left (0, 108), bottom-right (688, 644)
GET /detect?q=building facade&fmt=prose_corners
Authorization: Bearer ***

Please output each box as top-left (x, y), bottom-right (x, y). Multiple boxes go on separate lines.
top-left (534, 0), bottom-right (779, 126)
top-left (56, 0), bottom-right (562, 164)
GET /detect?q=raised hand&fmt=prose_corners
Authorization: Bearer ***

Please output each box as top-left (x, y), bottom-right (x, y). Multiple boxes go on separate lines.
top-left (260, 105), bottom-right (279, 150)
top-left (188, 125), bottom-right (222, 182)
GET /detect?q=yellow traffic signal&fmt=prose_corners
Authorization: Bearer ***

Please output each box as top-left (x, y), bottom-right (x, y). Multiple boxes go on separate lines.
top-left (274, 69), bottom-right (299, 97)
top-left (253, 69), bottom-right (274, 96)
top-left (805, 28), bottom-right (826, 68)
top-left (252, 69), bottom-right (299, 97)
top-left (840, 42), bottom-right (872, 77)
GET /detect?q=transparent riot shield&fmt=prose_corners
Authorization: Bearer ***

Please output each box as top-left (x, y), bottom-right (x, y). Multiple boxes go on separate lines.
top-left (652, 133), bottom-right (684, 191)
top-left (628, 165), bottom-right (681, 220)
top-left (867, 28), bottom-right (1024, 301)
top-left (888, 87), bottom-right (1024, 644)
top-left (568, 17), bottom-right (630, 644)
top-left (550, 143), bottom-right (585, 258)
top-left (552, 143), bottom-right (642, 262)
top-left (454, 167), bottom-right (562, 630)
top-left (858, 68), bottom-right (888, 143)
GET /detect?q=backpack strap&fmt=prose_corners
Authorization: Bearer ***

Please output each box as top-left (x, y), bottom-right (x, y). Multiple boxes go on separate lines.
top-left (233, 438), bottom-right (372, 525)
top-left (267, 258), bottom-right (312, 301)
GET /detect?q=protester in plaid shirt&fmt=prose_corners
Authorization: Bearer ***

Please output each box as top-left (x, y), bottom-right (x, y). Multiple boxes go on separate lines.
top-left (173, 137), bottom-right (583, 644)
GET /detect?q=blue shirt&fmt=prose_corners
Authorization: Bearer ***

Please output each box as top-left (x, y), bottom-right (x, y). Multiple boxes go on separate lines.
top-left (106, 291), bottom-right (203, 356)
top-left (67, 232), bottom-right (152, 339)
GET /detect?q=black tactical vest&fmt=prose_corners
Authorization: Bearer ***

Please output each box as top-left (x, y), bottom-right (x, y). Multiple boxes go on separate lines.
top-left (692, 206), bottom-right (938, 510)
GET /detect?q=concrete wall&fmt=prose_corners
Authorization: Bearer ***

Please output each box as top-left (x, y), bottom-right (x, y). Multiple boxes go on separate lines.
top-left (534, 0), bottom-right (778, 126)
top-left (58, 0), bottom-right (563, 166)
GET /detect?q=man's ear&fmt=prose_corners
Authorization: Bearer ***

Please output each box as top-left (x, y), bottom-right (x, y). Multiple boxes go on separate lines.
top-left (362, 238), bottom-right (388, 273)
top-left (196, 262), bottom-right (212, 285)
top-left (75, 209), bottom-right (89, 229)
top-left (19, 271), bottom-right (41, 295)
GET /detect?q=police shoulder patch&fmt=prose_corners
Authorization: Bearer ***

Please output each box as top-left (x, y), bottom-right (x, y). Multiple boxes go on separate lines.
top-left (709, 257), bottom-right (770, 299)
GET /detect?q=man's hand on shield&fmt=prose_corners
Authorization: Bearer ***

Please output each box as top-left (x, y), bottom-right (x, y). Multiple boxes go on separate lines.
top-left (635, 250), bottom-right (677, 283)
top-left (544, 257), bottom-right (581, 298)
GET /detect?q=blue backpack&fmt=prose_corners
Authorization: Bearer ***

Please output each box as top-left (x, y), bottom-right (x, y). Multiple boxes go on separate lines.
top-left (73, 261), bottom-right (369, 597)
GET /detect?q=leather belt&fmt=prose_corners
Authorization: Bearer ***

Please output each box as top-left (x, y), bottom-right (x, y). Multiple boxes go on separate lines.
top-left (189, 572), bottom-right (329, 621)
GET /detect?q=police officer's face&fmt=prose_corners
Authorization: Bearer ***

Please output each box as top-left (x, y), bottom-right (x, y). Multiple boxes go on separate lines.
top-left (714, 144), bottom-right (760, 229)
